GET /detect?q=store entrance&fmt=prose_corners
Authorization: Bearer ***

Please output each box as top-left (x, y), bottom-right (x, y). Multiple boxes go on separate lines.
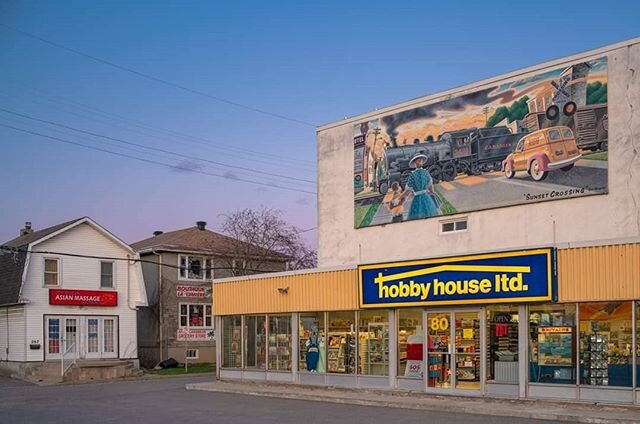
top-left (426, 310), bottom-right (482, 392)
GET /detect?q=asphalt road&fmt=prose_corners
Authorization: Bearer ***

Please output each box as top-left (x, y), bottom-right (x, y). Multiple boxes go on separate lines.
top-left (0, 376), bottom-right (560, 424)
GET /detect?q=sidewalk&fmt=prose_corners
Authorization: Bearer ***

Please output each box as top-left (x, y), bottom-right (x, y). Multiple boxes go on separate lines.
top-left (186, 379), bottom-right (640, 424)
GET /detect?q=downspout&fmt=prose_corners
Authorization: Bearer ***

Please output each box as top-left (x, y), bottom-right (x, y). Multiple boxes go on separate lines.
top-left (127, 254), bottom-right (136, 311)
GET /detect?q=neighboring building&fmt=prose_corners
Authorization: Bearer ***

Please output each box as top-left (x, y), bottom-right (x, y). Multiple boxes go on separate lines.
top-left (0, 218), bottom-right (148, 382)
top-left (131, 221), bottom-right (288, 368)
top-left (210, 38), bottom-right (640, 405)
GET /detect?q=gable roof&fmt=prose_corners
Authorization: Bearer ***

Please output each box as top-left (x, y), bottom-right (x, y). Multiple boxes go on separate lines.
top-left (3, 218), bottom-right (85, 249)
top-left (0, 217), bottom-right (135, 306)
top-left (131, 226), bottom-right (289, 261)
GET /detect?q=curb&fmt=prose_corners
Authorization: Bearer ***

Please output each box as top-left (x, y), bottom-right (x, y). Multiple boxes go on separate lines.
top-left (185, 383), bottom-right (640, 424)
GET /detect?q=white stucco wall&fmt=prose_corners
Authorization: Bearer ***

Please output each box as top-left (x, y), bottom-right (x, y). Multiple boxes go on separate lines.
top-left (317, 40), bottom-right (640, 267)
top-left (21, 222), bottom-right (146, 361)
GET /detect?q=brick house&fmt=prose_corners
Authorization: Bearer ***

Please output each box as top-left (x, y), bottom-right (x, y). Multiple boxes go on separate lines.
top-left (131, 221), bottom-right (288, 368)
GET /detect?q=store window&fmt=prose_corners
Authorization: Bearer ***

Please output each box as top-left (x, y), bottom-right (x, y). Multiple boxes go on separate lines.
top-left (179, 304), bottom-right (213, 328)
top-left (398, 309), bottom-right (423, 378)
top-left (358, 310), bottom-right (389, 376)
top-left (244, 316), bottom-right (266, 369)
top-left (222, 316), bottom-right (242, 368)
top-left (529, 303), bottom-right (577, 384)
top-left (579, 302), bottom-right (633, 387)
top-left (268, 316), bottom-right (292, 371)
top-left (637, 302), bottom-right (640, 388)
top-left (327, 311), bottom-right (356, 374)
top-left (486, 305), bottom-right (519, 384)
top-left (299, 312), bottom-right (325, 373)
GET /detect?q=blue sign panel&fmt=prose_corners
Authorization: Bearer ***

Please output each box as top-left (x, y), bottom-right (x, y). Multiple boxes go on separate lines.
top-left (358, 248), bottom-right (556, 308)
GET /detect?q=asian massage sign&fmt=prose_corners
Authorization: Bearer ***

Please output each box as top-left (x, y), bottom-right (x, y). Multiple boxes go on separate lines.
top-left (358, 248), bottom-right (556, 308)
top-left (49, 289), bottom-right (118, 307)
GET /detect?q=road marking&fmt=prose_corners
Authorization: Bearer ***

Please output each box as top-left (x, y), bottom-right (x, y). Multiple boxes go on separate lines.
top-left (492, 176), bottom-right (589, 193)
top-left (439, 181), bottom-right (455, 191)
top-left (457, 176), bottom-right (488, 186)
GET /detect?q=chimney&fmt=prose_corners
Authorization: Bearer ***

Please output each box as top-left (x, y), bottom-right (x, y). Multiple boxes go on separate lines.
top-left (20, 221), bottom-right (33, 237)
top-left (196, 221), bottom-right (207, 231)
top-left (153, 230), bottom-right (163, 236)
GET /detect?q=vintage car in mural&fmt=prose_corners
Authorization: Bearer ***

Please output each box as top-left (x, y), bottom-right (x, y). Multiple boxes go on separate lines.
top-left (375, 126), bottom-right (528, 193)
top-left (502, 126), bottom-right (582, 182)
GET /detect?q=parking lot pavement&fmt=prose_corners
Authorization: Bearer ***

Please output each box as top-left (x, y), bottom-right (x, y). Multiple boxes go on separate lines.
top-left (0, 376), bottom-right (561, 424)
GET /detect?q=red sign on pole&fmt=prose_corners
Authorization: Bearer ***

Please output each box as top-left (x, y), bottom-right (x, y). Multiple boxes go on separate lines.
top-left (49, 289), bottom-right (118, 306)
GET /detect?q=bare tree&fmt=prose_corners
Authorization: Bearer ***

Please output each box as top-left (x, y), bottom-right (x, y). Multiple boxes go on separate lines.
top-left (220, 207), bottom-right (317, 276)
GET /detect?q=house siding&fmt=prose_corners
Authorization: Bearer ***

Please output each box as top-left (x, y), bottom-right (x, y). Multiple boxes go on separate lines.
top-left (6, 306), bottom-right (26, 362)
top-left (21, 222), bottom-right (145, 361)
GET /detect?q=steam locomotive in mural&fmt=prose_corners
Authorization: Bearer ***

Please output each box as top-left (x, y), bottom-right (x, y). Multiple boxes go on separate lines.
top-left (375, 126), bottom-right (527, 194)
top-left (373, 103), bottom-right (608, 194)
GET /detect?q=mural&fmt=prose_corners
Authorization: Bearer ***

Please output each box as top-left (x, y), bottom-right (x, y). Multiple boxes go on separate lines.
top-left (354, 57), bottom-right (608, 228)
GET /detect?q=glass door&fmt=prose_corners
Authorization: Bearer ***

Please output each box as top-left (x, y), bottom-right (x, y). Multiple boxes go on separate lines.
top-left (102, 318), bottom-right (118, 359)
top-left (426, 310), bottom-right (483, 392)
top-left (64, 317), bottom-right (78, 357)
top-left (85, 318), bottom-right (101, 359)
top-left (426, 312), bottom-right (452, 388)
top-left (453, 311), bottom-right (481, 390)
top-left (46, 317), bottom-right (62, 359)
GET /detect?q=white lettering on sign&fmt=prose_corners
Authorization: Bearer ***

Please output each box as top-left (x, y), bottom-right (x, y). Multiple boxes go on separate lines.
top-left (176, 285), bottom-right (211, 299)
top-left (55, 294), bottom-right (102, 302)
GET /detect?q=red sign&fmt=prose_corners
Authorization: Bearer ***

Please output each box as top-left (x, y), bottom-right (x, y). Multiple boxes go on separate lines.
top-left (49, 289), bottom-right (118, 307)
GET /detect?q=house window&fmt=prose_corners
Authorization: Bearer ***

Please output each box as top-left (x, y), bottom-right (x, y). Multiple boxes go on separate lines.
top-left (179, 256), bottom-right (214, 280)
top-left (180, 304), bottom-right (213, 328)
top-left (100, 261), bottom-right (114, 288)
top-left (44, 258), bottom-right (60, 286)
top-left (441, 217), bottom-right (468, 234)
top-left (186, 349), bottom-right (199, 359)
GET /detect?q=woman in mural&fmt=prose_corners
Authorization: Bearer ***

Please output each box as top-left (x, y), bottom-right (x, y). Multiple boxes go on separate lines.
top-left (405, 154), bottom-right (440, 220)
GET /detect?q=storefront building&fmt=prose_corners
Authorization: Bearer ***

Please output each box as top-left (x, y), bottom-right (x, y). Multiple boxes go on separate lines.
top-left (213, 37), bottom-right (640, 404)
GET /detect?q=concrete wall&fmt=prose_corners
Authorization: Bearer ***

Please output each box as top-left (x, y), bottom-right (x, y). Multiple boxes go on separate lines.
top-left (317, 40), bottom-right (640, 267)
top-left (21, 222), bottom-right (145, 361)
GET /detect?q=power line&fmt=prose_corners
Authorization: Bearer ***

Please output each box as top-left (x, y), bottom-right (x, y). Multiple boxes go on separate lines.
top-left (0, 123), bottom-right (316, 195)
top-left (0, 107), bottom-right (316, 185)
top-left (0, 23), bottom-right (316, 127)
top-left (0, 245), bottom-right (290, 274)
top-left (0, 85), bottom-right (316, 168)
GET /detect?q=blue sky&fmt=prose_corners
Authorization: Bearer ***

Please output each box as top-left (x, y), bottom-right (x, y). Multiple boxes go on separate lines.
top-left (0, 1), bottom-right (638, 246)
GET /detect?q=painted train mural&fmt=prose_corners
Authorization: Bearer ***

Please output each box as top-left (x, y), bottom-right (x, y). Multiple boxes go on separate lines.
top-left (354, 57), bottom-right (608, 229)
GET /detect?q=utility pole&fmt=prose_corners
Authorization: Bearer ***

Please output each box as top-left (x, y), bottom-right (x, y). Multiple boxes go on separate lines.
top-left (483, 106), bottom-right (489, 126)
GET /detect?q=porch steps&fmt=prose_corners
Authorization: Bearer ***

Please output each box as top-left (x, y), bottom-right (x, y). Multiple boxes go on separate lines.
top-left (22, 360), bottom-right (141, 385)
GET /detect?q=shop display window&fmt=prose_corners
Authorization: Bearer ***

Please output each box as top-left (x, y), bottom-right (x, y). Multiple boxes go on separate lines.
top-left (268, 316), bottom-right (292, 371)
top-left (579, 302), bottom-right (633, 387)
top-left (299, 312), bottom-right (326, 374)
top-left (398, 309), bottom-right (423, 378)
top-left (529, 304), bottom-right (576, 384)
top-left (358, 310), bottom-right (389, 376)
top-left (486, 305), bottom-right (519, 384)
top-left (222, 316), bottom-right (242, 368)
top-left (427, 312), bottom-right (451, 388)
top-left (244, 315), bottom-right (266, 369)
top-left (327, 311), bottom-right (356, 374)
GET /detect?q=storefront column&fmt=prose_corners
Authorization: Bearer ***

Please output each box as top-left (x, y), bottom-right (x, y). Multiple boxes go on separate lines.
top-left (215, 316), bottom-right (222, 379)
top-left (632, 301), bottom-right (637, 403)
top-left (518, 304), bottom-right (528, 398)
top-left (422, 310), bottom-right (428, 393)
top-left (388, 309), bottom-right (397, 388)
top-left (292, 312), bottom-right (299, 380)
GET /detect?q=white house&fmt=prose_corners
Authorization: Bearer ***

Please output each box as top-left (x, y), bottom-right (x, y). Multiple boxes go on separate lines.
top-left (0, 217), bottom-right (148, 381)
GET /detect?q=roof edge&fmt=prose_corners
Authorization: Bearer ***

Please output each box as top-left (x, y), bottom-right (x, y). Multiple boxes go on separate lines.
top-left (212, 264), bottom-right (357, 285)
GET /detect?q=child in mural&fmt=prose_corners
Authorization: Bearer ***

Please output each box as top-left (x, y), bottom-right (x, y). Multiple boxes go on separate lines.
top-left (404, 154), bottom-right (440, 220)
top-left (306, 325), bottom-right (320, 372)
top-left (382, 181), bottom-right (406, 222)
